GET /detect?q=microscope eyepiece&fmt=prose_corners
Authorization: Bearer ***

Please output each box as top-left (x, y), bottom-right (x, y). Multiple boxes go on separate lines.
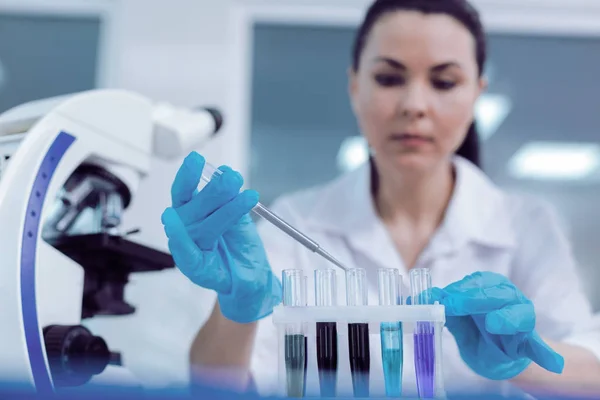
top-left (199, 107), bottom-right (223, 134)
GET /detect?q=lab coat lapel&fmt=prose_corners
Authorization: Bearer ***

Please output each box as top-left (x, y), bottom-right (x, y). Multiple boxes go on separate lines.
top-left (414, 157), bottom-right (517, 268)
top-left (441, 157), bottom-right (517, 251)
top-left (304, 158), bottom-right (516, 274)
top-left (305, 163), bottom-right (406, 272)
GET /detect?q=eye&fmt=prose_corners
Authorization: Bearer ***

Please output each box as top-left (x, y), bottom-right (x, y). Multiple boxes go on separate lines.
top-left (432, 79), bottom-right (457, 90)
top-left (374, 74), bottom-right (405, 87)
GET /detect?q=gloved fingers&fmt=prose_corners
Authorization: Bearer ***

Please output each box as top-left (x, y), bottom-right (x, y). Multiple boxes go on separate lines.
top-left (445, 315), bottom-right (481, 349)
top-left (162, 207), bottom-right (203, 276)
top-left (250, 276), bottom-right (284, 321)
top-left (484, 303), bottom-right (535, 335)
top-left (444, 271), bottom-right (509, 293)
top-left (192, 190), bottom-right (259, 250)
top-left (435, 284), bottom-right (523, 317)
top-left (217, 268), bottom-right (282, 324)
top-left (406, 287), bottom-right (440, 305)
top-left (521, 332), bottom-right (564, 374)
top-left (186, 191), bottom-right (258, 245)
top-left (270, 274), bottom-right (283, 305)
top-left (176, 166), bottom-right (244, 225)
top-left (171, 152), bottom-right (205, 207)
top-left (163, 208), bottom-right (233, 292)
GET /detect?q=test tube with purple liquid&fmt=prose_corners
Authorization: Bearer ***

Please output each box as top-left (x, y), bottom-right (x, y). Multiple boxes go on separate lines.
top-left (410, 268), bottom-right (435, 398)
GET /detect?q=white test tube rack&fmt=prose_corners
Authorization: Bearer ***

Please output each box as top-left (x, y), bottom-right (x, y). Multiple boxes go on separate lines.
top-left (272, 303), bottom-right (447, 399)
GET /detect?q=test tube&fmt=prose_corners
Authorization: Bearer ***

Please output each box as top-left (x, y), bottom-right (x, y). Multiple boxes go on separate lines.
top-left (378, 268), bottom-right (403, 397)
top-left (410, 268), bottom-right (435, 398)
top-left (314, 269), bottom-right (339, 397)
top-left (303, 275), bottom-right (308, 397)
top-left (346, 268), bottom-right (370, 398)
top-left (282, 269), bottom-right (307, 398)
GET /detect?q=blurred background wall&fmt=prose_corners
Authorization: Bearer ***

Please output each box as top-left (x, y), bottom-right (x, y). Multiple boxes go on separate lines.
top-left (1, 0), bottom-right (599, 387)
top-left (244, 0), bottom-right (600, 313)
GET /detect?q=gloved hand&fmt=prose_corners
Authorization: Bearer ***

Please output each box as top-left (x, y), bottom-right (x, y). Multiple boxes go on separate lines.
top-left (161, 151), bottom-right (282, 323)
top-left (429, 272), bottom-right (564, 380)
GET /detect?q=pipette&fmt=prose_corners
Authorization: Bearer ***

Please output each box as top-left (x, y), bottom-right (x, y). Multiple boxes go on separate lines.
top-left (200, 162), bottom-right (349, 271)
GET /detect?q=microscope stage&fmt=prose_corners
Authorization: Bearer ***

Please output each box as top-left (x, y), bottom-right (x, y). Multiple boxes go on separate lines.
top-left (46, 233), bottom-right (174, 274)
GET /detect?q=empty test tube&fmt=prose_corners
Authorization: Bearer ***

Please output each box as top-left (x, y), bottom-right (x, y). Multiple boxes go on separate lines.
top-left (378, 268), bottom-right (403, 398)
top-left (410, 268), bottom-right (435, 398)
top-left (346, 268), bottom-right (370, 398)
top-left (282, 270), bottom-right (307, 398)
top-left (314, 269), bottom-right (339, 397)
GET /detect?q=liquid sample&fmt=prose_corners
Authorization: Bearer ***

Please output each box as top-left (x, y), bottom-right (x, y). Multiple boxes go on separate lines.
top-left (316, 322), bottom-right (338, 397)
top-left (285, 334), bottom-right (306, 397)
top-left (303, 335), bottom-right (307, 397)
top-left (414, 322), bottom-right (435, 398)
top-left (381, 322), bottom-right (403, 397)
top-left (348, 323), bottom-right (370, 397)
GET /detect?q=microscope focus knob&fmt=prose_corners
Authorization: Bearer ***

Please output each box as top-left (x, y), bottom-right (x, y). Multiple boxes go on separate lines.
top-left (43, 325), bottom-right (110, 387)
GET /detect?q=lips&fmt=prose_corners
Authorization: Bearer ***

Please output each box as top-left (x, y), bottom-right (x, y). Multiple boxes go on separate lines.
top-left (390, 133), bottom-right (433, 142)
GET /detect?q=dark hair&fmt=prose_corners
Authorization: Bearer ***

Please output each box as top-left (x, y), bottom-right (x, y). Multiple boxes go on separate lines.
top-left (353, 0), bottom-right (486, 167)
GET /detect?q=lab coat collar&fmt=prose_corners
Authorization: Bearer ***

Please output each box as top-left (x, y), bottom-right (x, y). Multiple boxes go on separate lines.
top-left (304, 157), bottom-right (516, 268)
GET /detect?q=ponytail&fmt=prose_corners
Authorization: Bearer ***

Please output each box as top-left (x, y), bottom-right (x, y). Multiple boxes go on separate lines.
top-left (455, 121), bottom-right (481, 168)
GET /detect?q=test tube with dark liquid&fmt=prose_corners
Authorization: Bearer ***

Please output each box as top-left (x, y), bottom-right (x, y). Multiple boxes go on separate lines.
top-left (302, 275), bottom-right (308, 397)
top-left (410, 268), bottom-right (435, 398)
top-left (378, 268), bottom-right (403, 397)
top-left (346, 268), bottom-right (370, 398)
top-left (315, 269), bottom-right (338, 397)
top-left (282, 269), bottom-right (307, 398)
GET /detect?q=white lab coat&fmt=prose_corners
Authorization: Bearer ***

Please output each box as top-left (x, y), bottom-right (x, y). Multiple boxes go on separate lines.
top-left (250, 156), bottom-right (600, 397)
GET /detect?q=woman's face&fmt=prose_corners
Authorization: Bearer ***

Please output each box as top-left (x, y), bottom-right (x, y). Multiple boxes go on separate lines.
top-left (349, 11), bottom-right (485, 174)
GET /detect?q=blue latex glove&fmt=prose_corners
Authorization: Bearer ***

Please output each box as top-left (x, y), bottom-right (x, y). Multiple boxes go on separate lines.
top-left (429, 272), bottom-right (564, 380)
top-left (161, 151), bottom-right (282, 323)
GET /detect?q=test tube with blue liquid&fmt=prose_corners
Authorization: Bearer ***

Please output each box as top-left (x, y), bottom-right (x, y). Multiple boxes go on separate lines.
top-left (378, 268), bottom-right (403, 397)
top-left (346, 268), bottom-right (370, 398)
top-left (410, 268), bottom-right (435, 398)
top-left (282, 269), bottom-right (307, 398)
top-left (314, 269), bottom-right (338, 397)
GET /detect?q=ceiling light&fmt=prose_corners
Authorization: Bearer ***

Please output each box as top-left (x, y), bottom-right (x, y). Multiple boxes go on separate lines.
top-left (475, 94), bottom-right (512, 140)
top-left (508, 142), bottom-right (600, 180)
top-left (337, 136), bottom-right (369, 172)
top-left (0, 58), bottom-right (6, 91)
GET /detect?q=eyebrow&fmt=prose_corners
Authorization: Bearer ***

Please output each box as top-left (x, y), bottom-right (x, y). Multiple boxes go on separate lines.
top-left (373, 56), bottom-right (462, 72)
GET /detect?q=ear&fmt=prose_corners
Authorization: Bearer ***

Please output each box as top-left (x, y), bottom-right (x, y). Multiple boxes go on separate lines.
top-left (348, 67), bottom-right (359, 113)
top-left (477, 76), bottom-right (488, 98)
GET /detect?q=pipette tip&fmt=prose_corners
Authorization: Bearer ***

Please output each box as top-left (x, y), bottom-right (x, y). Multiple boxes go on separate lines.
top-left (316, 248), bottom-right (349, 272)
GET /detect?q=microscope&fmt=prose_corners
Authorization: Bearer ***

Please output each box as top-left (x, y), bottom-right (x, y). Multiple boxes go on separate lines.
top-left (0, 90), bottom-right (223, 393)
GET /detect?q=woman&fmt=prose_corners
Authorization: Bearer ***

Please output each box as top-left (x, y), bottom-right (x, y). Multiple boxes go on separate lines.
top-left (161, 0), bottom-right (600, 397)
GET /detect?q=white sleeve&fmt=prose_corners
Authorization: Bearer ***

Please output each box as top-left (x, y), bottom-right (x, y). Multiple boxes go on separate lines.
top-left (509, 200), bottom-right (600, 361)
top-left (250, 196), bottom-right (306, 396)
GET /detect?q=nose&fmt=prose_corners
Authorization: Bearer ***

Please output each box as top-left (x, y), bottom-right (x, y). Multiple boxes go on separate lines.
top-left (400, 82), bottom-right (428, 119)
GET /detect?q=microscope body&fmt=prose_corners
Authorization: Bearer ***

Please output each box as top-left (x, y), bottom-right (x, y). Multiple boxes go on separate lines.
top-left (0, 89), bottom-right (220, 393)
